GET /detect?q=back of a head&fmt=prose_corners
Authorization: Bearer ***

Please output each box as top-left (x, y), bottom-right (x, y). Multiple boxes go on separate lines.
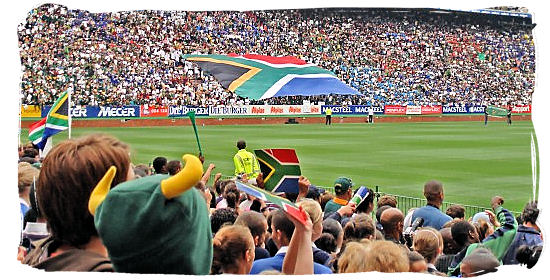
top-left (18, 165), bottom-right (39, 194)
top-left (211, 208), bottom-right (239, 234)
top-left (440, 227), bottom-right (460, 255)
top-left (337, 242), bottom-right (370, 273)
top-left (412, 227), bottom-right (443, 263)
top-left (320, 192), bottom-right (334, 211)
top-left (296, 199), bottom-right (323, 225)
top-left (376, 205), bottom-right (392, 223)
top-left (271, 209), bottom-right (294, 241)
top-left (461, 247), bottom-right (499, 275)
top-left (152, 156), bottom-right (167, 174)
top-left (516, 245), bottom-right (543, 269)
top-left (306, 186), bottom-right (322, 201)
top-left (474, 219), bottom-right (493, 240)
top-left (236, 140), bottom-right (246, 150)
top-left (133, 167), bottom-right (146, 178)
top-left (423, 180), bottom-right (443, 202)
top-left (316, 218), bottom-right (343, 253)
top-left (166, 160), bottom-right (182, 176)
top-left (522, 200), bottom-right (539, 225)
top-left (19, 156), bottom-right (36, 164)
top-left (37, 134), bottom-right (130, 246)
top-left (322, 218), bottom-right (343, 240)
top-left (451, 220), bottom-right (476, 247)
top-left (223, 181), bottom-right (240, 209)
top-left (134, 164), bottom-right (150, 176)
top-left (212, 225), bottom-right (254, 274)
top-left (377, 195), bottom-right (397, 208)
top-left (23, 147), bottom-right (39, 158)
top-left (380, 207), bottom-right (404, 234)
top-left (234, 211), bottom-right (267, 239)
top-left (363, 240), bottom-right (410, 272)
top-left (407, 250), bottom-right (427, 272)
top-left (446, 204), bottom-right (465, 219)
top-left (343, 213), bottom-right (375, 242)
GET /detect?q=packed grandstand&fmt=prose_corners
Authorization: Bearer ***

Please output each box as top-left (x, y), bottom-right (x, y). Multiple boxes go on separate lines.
top-left (18, 4), bottom-right (535, 109)
top-left (17, 4), bottom-right (542, 277)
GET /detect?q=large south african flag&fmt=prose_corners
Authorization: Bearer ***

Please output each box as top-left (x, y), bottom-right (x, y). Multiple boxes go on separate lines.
top-left (183, 53), bottom-right (360, 100)
top-left (254, 149), bottom-right (301, 194)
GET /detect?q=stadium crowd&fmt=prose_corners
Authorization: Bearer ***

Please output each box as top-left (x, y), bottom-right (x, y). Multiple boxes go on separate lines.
top-left (17, 134), bottom-right (543, 275)
top-left (18, 4), bottom-right (534, 108)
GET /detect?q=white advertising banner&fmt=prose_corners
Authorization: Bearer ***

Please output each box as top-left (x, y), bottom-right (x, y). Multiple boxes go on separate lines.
top-left (406, 105), bottom-right (422, 115)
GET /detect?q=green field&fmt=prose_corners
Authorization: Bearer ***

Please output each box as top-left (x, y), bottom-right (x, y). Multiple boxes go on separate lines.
top-left (21, 120), bottom-right (536, 212)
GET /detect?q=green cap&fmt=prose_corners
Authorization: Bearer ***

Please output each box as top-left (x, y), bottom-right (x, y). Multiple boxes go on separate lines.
top-left (334, 177), bottom-right (354, 193)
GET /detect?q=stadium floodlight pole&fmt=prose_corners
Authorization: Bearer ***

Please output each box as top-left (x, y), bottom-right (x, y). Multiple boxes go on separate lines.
top-left (187, 110), bottom-right (203, 156)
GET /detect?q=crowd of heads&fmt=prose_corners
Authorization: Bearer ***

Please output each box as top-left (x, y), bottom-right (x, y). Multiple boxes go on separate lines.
top-left (19, 4), bottom-right (534, 108)
top-left (17, 133), bottom-right (543, 276)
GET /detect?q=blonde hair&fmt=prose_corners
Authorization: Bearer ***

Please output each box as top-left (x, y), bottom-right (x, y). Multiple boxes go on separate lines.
top-left (412, 227), bottom-right (443, 263)
top-left (212, 225), bottom-right (254, 274)
top-left (363, 241), bottom-right (409, 272)
top-left (297, 199), bottom-right (322, 225)
top-left (337, 242), bottom-right (370, 273)
top-left (18, 165), bottom-right (39, 194)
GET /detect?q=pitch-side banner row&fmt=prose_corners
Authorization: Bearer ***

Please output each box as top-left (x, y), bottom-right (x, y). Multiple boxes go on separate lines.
top-left (33, 104), bottom-right (531, 118)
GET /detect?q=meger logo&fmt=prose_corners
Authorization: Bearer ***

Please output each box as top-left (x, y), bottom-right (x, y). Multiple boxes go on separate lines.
top-left (70, 108), bottom-right (87, 117)
top-left (98, 107), bottom-right (136, 117)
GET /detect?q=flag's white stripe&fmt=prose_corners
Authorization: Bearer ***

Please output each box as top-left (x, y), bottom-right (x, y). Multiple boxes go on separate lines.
top-left (29, 125), bottom-right (45, 136)
top-left (260, 73), bottom-right (337, 100)
top-left (232, 55), bottom-right (317, 68)
top-left (45, 124), bottom-right (69, 131)
top-left (32, 137), bottom-right (42, 145)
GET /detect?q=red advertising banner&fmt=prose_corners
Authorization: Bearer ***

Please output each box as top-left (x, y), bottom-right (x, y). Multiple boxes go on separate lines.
top-left (512, 105), bottom-right (531, 114)
top-left (140, 105), bottom-right (169, 117)
top-left (384, 105), bottom-right (407, 115)
top-left (421, 105), bottom-right (443, 114)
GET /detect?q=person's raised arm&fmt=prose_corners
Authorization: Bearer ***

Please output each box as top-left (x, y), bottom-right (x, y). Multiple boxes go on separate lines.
top-left (282, 207), bottom-right (314, 275)
top-left (296, 176), bottom-right (311, 202)
top-left (201, 163), bottom-right (215, 184)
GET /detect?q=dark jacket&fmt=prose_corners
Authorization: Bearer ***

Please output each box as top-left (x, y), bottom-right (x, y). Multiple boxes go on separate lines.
top-left (502, 225), bottom-right (543, 265)
top-left (434, 254), bottom-right (454, 274)
top-left (313, 246), bottom-right (331, 267)
top-left (23, 237), bottom-right (113, 272)
top-left (255, 246), bottom-right (271, 260)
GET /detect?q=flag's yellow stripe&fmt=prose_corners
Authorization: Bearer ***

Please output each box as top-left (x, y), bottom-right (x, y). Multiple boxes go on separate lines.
top-left (49, 93), bottom-right (69, 120)
top-left (186, 57), bottom-right (261, 92)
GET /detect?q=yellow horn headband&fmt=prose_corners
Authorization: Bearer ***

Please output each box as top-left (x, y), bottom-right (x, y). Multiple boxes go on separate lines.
top-left (88, 166), bottom-right (117, 216)
top-left (161, 154), bottom-right (204, 199)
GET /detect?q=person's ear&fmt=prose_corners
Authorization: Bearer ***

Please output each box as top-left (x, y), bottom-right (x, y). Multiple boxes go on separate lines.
top-left (254, 235), bottom-right (260, 246)
top-left (245, 248), bottom-right (253, 263)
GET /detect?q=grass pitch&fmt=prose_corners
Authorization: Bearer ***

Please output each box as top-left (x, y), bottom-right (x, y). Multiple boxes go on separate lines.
top-left (21, 120), bottom-right (536, 212)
